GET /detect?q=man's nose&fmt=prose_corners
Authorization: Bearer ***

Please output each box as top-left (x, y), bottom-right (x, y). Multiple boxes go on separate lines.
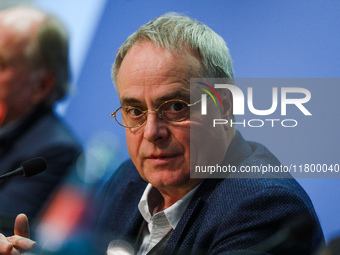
top-left (143, 112), bottom-right (169, 142)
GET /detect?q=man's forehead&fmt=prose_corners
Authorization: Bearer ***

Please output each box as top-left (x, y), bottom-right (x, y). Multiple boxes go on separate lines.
top-left (0, 31), bottom-right (26, 62)
top-left (119, 85), bottom-right (190, 106)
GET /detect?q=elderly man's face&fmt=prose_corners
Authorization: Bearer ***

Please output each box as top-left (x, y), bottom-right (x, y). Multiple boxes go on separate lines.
top-left (117, 42), bottom-right (209, 193)
top-left (0, 10), bottom-right (43, 126)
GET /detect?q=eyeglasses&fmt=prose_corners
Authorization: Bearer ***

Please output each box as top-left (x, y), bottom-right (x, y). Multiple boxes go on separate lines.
top-left (110, 99), bottom-right (200, 128)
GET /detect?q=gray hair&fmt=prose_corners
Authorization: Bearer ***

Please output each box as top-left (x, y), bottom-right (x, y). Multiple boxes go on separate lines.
top-left (112, 12), bottom-right (234, 88)
top-left (27, 11), bottom-right (70, 108)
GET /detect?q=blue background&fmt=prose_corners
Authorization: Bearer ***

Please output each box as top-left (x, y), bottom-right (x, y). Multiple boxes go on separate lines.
top-left (27, 0), bottom-right (340, 243)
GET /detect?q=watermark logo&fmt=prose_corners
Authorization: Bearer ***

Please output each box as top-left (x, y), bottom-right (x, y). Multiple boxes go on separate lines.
top-left (198, 83), bottom-right (311, 116)
top-left (192, 78), bottom-right (312, 128)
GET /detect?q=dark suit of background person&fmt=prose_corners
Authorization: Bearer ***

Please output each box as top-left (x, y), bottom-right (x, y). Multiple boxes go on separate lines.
top-left (95, 131), bottom-right (324, 255)
top-left (0, 7), bottom-right (82, 236)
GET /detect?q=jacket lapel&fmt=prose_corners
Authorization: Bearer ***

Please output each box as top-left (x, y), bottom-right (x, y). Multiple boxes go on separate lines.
top-left (164, 178), bottom-right (222, 254)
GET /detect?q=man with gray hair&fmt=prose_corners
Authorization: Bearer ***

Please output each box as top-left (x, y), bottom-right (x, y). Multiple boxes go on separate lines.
top-left (0, 6), bottom-right (81, 236)
top-left (0, 12), bottom-right (323, 255)
top-left (97, 12), bottom-right (324, 254)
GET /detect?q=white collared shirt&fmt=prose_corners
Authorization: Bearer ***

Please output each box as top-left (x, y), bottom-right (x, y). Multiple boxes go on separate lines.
top-left (137, 183), bottom-right (200, 255)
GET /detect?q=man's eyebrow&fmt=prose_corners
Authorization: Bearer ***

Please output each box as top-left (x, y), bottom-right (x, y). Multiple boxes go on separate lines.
top-left (157, 91), bottom-right (190, 103)
top-left (120, 97), bottom-right (142, 106)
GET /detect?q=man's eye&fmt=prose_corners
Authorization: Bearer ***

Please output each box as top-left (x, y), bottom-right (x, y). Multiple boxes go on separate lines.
top-left (127, 108), bottom-right (143, 117)
top-left (168, 102), bottom-right (187, 112)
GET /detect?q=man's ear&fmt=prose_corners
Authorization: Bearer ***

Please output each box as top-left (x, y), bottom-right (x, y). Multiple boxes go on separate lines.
top-left (220, 88), bottom-right (233, 120)
top-left (31, 70), bottom-right (56, 105)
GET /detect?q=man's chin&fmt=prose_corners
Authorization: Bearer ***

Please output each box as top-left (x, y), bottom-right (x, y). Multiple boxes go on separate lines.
top-left (145, 172), bottom-right (190, 189)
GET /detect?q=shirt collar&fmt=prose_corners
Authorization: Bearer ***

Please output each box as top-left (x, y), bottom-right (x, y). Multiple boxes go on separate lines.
top-left (138, 183), bottom-right (201, 229)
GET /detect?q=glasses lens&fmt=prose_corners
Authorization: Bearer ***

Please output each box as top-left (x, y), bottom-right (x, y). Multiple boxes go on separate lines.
top-left (160, 101), bottom-right (189, 122)
top-left (115, 107), bottom-right (145, 128)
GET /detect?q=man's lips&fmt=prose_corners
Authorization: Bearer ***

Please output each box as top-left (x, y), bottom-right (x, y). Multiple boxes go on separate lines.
top-left (144, 153), bottom-right (181, 163)
top-left (145, 153), bottom-right (178, 159)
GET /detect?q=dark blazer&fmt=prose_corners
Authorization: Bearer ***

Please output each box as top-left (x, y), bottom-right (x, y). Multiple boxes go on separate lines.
top-left (95, 131), bottom-right (324, 255)
top-left (0, 106), bottom-right (82, 236)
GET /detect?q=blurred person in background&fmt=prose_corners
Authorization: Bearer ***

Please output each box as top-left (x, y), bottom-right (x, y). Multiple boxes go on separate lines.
top-left (0, 6), bottom-right (82, 236)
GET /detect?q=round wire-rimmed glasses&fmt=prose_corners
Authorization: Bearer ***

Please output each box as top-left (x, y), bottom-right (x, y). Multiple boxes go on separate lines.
top-left (110, 99), bottom-right (200, 128)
